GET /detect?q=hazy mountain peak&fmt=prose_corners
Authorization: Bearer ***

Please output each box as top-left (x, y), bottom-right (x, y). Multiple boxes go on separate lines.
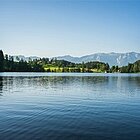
top-left (13, 52), bottom-right (140, 66)
top-left (56, 52), bottom-right (140, 66)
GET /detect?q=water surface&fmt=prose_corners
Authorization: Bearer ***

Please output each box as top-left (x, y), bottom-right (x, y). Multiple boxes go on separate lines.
top-left (0, 73), bottom-right (140, 140)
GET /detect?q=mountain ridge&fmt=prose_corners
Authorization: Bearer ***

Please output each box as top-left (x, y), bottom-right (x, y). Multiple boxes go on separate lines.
top-left (13, 52), bottom-right (140, 67)
top-left (56, 52), bottom-right (140, 66)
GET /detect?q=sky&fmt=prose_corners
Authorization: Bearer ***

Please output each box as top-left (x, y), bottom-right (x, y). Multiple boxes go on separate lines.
top-left (0, 0), bottom-right (140, 57)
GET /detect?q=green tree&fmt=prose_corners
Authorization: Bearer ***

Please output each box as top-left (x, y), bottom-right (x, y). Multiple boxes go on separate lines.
top-left (81, 62), bottom-right (85, 72)
top-left (105, 63), bottom-right (110, 72)
top-left (0, 50), bottom-right (4, 72)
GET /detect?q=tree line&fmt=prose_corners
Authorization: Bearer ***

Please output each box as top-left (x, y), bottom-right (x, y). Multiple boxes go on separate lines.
top-left (119, 60), bottom-right (140, 73)
top-left (0, 50), bottom-right (44, 72)
top-left (0, 50), bottom-right (139, 73)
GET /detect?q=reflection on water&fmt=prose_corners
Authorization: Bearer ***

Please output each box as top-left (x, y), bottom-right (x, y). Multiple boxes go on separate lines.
top-left (0, 73), bottom-right (140, 140)
top-left (0, 77), bottom-right (3, 96)
top-left (1, 75), bottom-right (140, 97)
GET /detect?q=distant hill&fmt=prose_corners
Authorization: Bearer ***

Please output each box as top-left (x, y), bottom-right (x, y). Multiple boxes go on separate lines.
top-left (120, 59), bottom-right (140, 73)
top-left (13, 52), bottom-right (140, 67)
top-left (13, 55), bottom-right (40, 62)
top-left (56, 52), bottom-right (140, 66)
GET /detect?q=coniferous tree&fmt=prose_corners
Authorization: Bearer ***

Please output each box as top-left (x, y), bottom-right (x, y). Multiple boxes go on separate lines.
top-left (0, 50), bottom-right (4, 72)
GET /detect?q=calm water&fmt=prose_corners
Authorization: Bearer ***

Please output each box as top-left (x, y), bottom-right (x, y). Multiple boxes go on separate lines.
top-left (0, 72), bottom-right (140, 140)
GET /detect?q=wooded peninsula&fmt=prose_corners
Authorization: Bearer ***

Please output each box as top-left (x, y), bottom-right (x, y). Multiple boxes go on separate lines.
top-left (0, 50), bottom-right (140, 73)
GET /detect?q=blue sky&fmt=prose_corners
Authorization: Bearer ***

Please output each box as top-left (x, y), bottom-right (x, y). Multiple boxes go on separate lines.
top-left (0, 0), bottom-right (140, 57)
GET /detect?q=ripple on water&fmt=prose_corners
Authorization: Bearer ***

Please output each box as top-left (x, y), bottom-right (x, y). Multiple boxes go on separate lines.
top-left (0, 73), bottom-right (140, 140)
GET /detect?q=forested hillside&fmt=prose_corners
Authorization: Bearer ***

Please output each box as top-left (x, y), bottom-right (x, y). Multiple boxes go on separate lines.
top-left (0, 50), bottom-right (139, 73)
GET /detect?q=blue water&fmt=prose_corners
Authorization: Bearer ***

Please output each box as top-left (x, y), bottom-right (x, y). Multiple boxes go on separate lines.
top-left (0, 72), bottom-right (140, 140)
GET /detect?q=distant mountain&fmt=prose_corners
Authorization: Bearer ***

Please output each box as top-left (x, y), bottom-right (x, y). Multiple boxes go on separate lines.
top-left (56, 52), bottom-right (140, 66)
top-left (13, 52), bottom-right (140, 67)
top-left (13, 55), bottom-right (40, 62)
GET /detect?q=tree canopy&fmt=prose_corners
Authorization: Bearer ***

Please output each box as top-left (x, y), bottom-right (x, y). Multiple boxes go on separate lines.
top-left (0, 50), bottom-right (4, 72)
top-left (0, 50), bottom-right (139, 73)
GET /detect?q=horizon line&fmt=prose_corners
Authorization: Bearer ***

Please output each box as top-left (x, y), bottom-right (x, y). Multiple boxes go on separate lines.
top-left (1, 50), bottom-right (139, 58)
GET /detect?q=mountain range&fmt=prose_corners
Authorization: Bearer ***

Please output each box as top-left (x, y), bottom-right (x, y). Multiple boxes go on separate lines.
top-left (56, 52), bottom-right (140, 66)
top-left (13, 52), bottom-right (140, 67)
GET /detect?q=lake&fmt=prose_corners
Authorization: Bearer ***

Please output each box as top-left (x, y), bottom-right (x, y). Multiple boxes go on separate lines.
top-left (0, 72), bottom-right (140, 140)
